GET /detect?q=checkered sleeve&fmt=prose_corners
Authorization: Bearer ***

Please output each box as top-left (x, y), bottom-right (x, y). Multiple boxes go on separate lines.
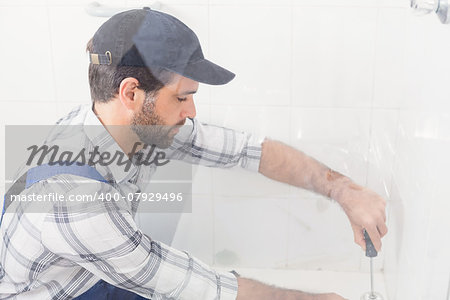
top-left (41, 181), bottom-right (238, 300)
top-left (170, 118), bottom-right (264, 172)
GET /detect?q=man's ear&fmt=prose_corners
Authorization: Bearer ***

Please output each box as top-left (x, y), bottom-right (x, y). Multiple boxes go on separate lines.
top-left (118, 77), bottom-right (141, 110)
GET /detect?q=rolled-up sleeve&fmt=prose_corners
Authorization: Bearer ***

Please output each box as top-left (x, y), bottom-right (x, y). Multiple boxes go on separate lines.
top-left (41, 182), bottom-right (238, 300)
top-left (168, 118), bottom-right (264, 172)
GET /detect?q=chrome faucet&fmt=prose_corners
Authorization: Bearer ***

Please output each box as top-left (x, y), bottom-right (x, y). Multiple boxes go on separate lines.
top-left (411, 0), bottom-right (450, 24)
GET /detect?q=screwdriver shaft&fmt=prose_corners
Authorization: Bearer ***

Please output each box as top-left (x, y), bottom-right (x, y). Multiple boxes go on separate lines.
top-left (370, 257), bottom-right (374, 297)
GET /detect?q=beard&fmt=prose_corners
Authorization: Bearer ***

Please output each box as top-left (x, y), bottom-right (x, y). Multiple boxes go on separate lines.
top-left (131, 96), bottom-right (183, 149)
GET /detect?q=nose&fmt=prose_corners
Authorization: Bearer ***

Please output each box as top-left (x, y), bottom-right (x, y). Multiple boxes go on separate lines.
top-left (180, 98), bottom-right (196, 119)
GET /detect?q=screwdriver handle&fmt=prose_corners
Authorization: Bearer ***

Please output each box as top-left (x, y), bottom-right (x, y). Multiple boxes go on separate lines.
top-left (363, 229), bottom-right (378, 258)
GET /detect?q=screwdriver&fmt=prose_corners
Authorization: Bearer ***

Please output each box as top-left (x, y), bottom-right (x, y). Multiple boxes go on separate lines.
top-left (364, 230), bottom-right (377, 298)
top-left (362, 229), bottom-right (384, 300)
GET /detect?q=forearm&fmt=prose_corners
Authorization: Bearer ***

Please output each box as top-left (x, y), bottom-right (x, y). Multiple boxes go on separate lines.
top-left (258, 138), bottom-right (353, 202)
top-left (236, 277), bottom-right (317, 300)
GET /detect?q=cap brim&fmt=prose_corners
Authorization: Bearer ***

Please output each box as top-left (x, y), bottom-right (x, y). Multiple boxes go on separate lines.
top-left (170, 59), bottom-right (235, 85)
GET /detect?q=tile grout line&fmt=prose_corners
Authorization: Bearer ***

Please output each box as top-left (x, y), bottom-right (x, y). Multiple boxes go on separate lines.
top-left (45, 4), bottom-right (59, 113)
top-left (285, 0), bottom-right (294, 268)
top-left (382, 10), bottom-right (408, 299)
top-left (360, 5), bottom-right (380, 275)
top-left (207, 0), bottom-right (217, 267)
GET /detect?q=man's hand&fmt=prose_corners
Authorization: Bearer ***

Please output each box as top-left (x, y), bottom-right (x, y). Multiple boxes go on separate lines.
top-left (330, 180), bottom-right (388, 252)
top-left (236, 277), bottom-right (348, 300)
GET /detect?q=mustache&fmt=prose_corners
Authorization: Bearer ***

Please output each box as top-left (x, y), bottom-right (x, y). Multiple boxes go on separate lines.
top-left (173, 119), bottom-right (186, 127)
top-left (165, 119), bottom-right (186, 133)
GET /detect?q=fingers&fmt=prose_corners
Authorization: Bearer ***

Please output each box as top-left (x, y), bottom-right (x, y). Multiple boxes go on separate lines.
top-left (378, 199), bottom-right (388, 237)
top-left (353, 224), bottom-right (387, 252)
top-left (353, 223), bottom-right (385, 252)
top-left (366, 197), bottom-right (387, 251)
top-left (382, 208), bottom-right (387, 222)
top-left (365, 226), bottom-right (382, 252)
top-left (342, 187), bottom-right (388, 252)
top-left (321, 293), bottom-right (348, 300)
top-left (352, 225), bottom-right (366, 250)
top-left (377, 221), bottom-right (388, 238)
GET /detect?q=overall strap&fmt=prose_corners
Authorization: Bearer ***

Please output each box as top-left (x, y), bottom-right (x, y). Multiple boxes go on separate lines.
top-left (1, 163), bottom-right (107, 227)
top-left (25, 164), bottom-right (107, 188)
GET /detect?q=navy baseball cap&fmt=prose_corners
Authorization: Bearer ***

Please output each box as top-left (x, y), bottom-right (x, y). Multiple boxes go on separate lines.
top-left (89, 8), bottom-right (235, 85)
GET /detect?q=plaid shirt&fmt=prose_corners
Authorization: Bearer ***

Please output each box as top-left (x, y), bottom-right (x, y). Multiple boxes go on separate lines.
top-left (0, 104), bottom-right (263, 299)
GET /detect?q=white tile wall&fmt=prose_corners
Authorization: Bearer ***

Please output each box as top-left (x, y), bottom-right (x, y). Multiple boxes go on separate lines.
top-left (191, 165), bottom-right (213, 195)
top-left (384, 109), bottom-right (450, 300)
top-left (0, 102), bottom-right (59, 125)
top-left (292, 6), bottom-right (377, 108)
top-left (212, 168), bottom-right (291, 198)
top-left (292, 0), bottom-right (407, 7)
top-left (289, 107), bottom-right (371, 187)
top-left (0, 7), bottom-right (55, 102)
top-left (402, 13), bottom-right (450, 110)
top-left (425, 169), bottom-right (450, 299)
top-left (366, 109), bottom-right (399, 201)
top-left (211, 0), bottom-right (290, 6)
top-left (48, 6), bottom-right (105, 103)
top-left (210, 105), bottom-right (291, 198)
top-left (210, 105), bottom-right (291, 144)
top-left (0, 0), bottom-right (47, 6)
top-left (209, 5), bottom-right (291, 106)
top-left (46, 0), bottom-right (126, 7)
top-left (3, 3), bottom-right (450, 299)
top-left (193, 85), bottom-right (212, 106)
top-left (383, 10), bottom-right (450, 299)
top-left (373, 8), bottom-right (407, 109)
top-left (293, 0), bottom-right (377, 6)
top-left (390, 118), bottom-right (436, 300)
top-left (153, 0), bottom-right (209, 5)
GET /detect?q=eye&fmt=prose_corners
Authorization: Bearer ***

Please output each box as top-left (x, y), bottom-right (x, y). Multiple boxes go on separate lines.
top-left (177, 97), bottom-right (187, 102)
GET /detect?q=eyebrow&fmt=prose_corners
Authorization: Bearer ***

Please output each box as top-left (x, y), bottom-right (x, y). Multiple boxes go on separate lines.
top-left (178, 90), bottom-right (197, 96)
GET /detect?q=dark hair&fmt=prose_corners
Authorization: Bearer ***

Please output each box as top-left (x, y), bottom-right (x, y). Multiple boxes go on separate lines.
top-left (86, 38), bottom-right (174, 103)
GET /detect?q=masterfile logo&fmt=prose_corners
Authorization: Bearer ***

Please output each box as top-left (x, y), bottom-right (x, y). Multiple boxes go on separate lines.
top-left (4, 125), bottom-right (193, 214)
